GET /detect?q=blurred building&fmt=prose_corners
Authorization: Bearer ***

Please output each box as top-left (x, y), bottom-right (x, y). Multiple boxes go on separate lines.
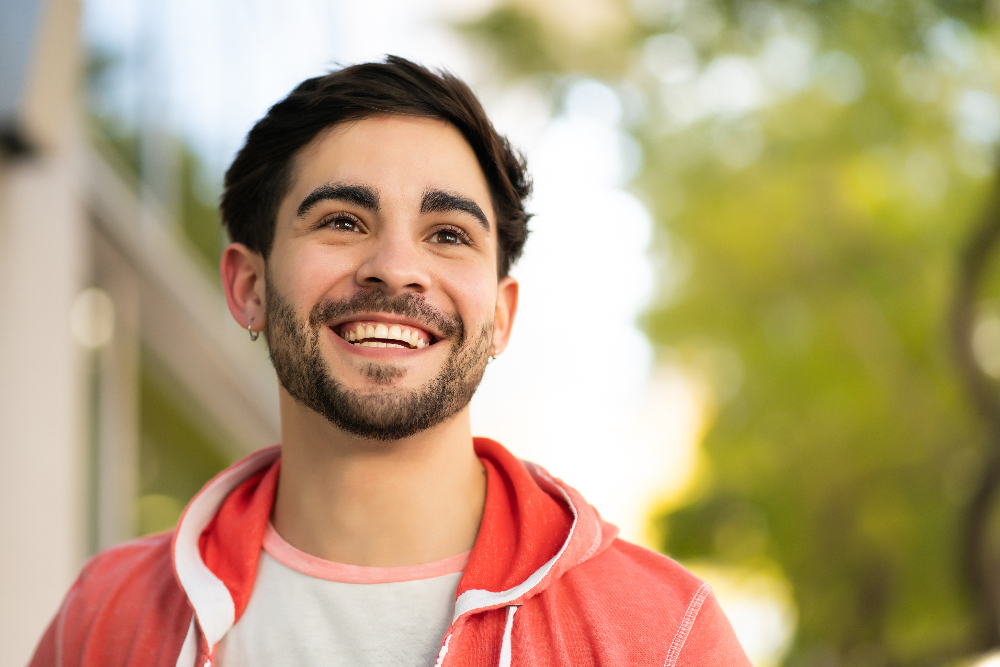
top-left (0, 0), bottom-right (279, 664)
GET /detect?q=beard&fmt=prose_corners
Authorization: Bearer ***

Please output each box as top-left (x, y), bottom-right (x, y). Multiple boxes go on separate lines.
top-left (264, 279), bottom-right (492, 442)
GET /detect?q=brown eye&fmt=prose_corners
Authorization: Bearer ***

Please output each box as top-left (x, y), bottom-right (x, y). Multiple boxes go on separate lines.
top-left (433, 230), bottom-right (461, 244)
top-left (327, 215), bottom-right (359, 232)
top-left (430, 227), bottom-right (473, 246)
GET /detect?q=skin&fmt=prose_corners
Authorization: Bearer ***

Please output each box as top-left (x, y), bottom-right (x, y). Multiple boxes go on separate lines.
top-left (220, 115), bottom-right (519, 567)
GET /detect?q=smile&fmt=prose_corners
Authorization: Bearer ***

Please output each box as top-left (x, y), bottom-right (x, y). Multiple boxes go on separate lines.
top-left (335, 321), bottom-right (433, 350)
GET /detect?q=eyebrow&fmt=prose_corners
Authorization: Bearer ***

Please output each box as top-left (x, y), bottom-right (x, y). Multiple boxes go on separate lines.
top-left (297, 183), bottom-right (380, 218)
top-left (421, 189), bottom-right (490, 231)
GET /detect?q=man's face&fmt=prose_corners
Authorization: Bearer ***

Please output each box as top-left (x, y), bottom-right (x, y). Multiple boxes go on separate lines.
top-left (261, 115), bottom-right (513, 441)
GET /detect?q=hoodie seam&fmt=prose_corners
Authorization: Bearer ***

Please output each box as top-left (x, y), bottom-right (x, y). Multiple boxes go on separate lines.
top-left (532, 465), bottom-right (603, 565)
top-left (662, 582), bottom-right (711, 667)
top-left (581, 513), bottom-right (603, 561)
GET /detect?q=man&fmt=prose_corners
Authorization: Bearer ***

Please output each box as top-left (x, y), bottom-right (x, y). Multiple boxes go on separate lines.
top-left (30, 57), bottom-right (750, 666)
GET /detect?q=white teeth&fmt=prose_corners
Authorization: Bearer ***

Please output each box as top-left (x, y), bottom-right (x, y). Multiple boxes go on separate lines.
top-left (343, 321), bottom-right (432, 348)
top-left (353, 340), bottom-right (406, 349)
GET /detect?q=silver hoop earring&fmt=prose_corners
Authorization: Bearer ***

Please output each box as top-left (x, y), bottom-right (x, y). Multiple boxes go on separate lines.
top-left (248, 317), bottom-right (259, 342)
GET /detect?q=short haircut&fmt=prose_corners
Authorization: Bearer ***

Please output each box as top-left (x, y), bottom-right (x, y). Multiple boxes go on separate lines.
top-left (221, 56), bottom-right (532, 278)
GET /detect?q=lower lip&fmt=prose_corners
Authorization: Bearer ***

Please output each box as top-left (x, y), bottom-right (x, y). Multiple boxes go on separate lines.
top-left (328, 327), bottom-right (433, 358)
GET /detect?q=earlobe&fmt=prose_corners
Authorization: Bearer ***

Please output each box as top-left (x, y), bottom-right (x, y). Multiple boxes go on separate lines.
top-left (492, 276), bottom-right (519, 355)
top-left (220, 243), bottom-right (267, 334)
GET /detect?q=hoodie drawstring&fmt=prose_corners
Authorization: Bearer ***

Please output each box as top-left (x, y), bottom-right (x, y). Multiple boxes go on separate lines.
top-left (498, 605), bottom-right (519, 667)
top-left (176, 616), bottom-right (198, 667)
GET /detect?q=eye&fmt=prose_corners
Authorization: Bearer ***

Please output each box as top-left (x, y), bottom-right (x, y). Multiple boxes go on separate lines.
top-left (429, 227), bottom-right (470, 246)
top-left (321, 213), bottom-right (362, 232)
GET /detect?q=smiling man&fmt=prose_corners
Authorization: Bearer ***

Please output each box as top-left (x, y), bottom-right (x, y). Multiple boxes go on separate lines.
top-left (30, 57), bottom-right (750, 667)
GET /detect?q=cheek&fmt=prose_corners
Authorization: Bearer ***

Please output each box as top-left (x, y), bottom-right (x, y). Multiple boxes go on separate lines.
top-left (280, 244), bottom-right (361, 305)
top-left (445, 262), bottom-right (498, 327)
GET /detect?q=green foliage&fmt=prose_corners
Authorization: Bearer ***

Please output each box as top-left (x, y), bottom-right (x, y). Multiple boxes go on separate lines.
top-left (178, 147), bottom-right (226, 270)
top-left (461, 6), bottom-right (557, 76)
top-left (89, 118), bottom-right (226, 273)
top-left (138, 354), bottom-right (232, 534)
top-left (468, 0), bottom-right (1000, 663)
top-left (458, 3), bottom-right (635, 78)
top-left (648, 131), bottom-right (992, 662)
top-left (86, 51), bottom-right (226, 273)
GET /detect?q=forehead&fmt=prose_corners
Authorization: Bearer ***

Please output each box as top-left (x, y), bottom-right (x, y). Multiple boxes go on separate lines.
top-left (285, 115), bottom-right (492, 214)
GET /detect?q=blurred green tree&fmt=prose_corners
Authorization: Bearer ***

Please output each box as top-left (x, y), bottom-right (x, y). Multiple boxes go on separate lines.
top-left (465, 0), bottom-right (1000, 663)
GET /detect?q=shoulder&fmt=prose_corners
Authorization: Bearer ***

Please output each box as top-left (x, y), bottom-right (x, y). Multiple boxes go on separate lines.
top-left (571, 537), bottom-right (709, 609)
top-left (74, 531), bottom-right (188, 612)
top-left (30, 532), bottom-right (192, 667)
top-left (549, 538), bottom-right (751, 665)
top-left (79, 530), bottom-right (175, 583)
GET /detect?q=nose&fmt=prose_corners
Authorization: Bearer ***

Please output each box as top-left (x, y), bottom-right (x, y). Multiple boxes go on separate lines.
top-left (355, 230), bottom-right (431, 295)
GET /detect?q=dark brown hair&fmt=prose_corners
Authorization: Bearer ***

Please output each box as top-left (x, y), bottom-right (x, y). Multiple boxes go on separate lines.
top-left (221, 56), bottom-right (531, 278)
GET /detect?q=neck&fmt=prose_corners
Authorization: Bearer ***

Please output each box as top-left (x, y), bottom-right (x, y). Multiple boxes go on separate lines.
top-left (271, 388), bottom-right (486, 567)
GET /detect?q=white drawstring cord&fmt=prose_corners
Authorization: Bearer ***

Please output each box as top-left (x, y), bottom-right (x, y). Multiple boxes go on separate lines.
top-left (498, 605), bottom-right (519, 667)
top-left (175, 616), bottom-right (198, 667)
top-left (434, 633), bottom-right (452, 667)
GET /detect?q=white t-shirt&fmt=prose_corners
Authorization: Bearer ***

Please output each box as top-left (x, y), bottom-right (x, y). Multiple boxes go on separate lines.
top-left (215, 524), bottom-right (468, 667)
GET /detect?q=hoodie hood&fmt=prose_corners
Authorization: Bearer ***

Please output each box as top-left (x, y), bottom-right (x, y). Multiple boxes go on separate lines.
top-left (169, 438), bottom-right (619, 663)
top-left (453, 440), bottom-right (616, 619)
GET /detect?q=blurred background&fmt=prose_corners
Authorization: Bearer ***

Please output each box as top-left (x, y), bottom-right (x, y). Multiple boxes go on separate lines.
top-left (3, 0), bottom-right (1000, 664)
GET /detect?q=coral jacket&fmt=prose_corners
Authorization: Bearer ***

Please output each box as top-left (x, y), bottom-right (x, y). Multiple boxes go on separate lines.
top-left (30, 438), bottom-right (750, 667)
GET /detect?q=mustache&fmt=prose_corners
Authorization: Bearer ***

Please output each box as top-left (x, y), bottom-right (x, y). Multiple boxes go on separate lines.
top-left (307, 289), bottom-right (463, 340)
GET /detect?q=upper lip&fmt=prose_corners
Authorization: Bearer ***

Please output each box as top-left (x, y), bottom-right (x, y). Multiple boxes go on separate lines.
top-left (328, 313), bottom-right (441, 341)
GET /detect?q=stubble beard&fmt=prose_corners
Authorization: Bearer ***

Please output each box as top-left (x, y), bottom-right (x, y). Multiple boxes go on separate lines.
top-left (264, 279), bottom-right (492, 442)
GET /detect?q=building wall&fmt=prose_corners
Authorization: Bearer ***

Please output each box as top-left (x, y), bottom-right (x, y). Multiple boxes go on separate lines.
top-left (0, 0), bottom-right (89, 663)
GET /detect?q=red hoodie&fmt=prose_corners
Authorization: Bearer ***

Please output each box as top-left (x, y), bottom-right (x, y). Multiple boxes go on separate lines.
top-left (29, 438), bottom-right (751, 667)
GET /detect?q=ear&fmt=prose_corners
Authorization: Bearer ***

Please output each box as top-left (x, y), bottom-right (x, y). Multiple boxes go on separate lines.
top-left (491, 276), bottom-right (519, 355)
top-left (220, 243), bottom-right (267, 335)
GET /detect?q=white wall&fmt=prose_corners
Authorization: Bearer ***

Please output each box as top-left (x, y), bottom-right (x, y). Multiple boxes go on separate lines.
top-left (0, 0), bottom-right (89, 663)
